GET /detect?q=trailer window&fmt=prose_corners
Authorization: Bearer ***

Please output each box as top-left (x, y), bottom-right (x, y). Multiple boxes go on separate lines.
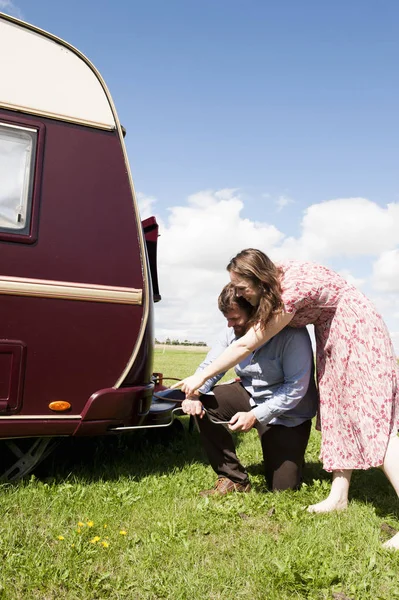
top-left (0, 123), bottom-right (37, 235)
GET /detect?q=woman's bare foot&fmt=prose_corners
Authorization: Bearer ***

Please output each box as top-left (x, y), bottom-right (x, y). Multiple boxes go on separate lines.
top-left (307, 497), bottom-right (348, 513)
top-left (308, 469), bottom-right (352, 513)
top-left (383, 532), bottom-right (399, 550)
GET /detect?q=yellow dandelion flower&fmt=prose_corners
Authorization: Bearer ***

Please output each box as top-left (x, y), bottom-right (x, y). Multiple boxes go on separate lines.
top-left (71, 544), bottom-right (75, 548)
top-left (87, 520), bottom-right (94, 528)
top-left (57, 535), bottom-right (65, 540)
top-left (78, 522), bottom-right (85, 527)
top-left (90, 536), bottom-right (101, 544)
top-left (101, 541), bottom-right (109, 548)
top-left (119, 530), bottom-right (127, 536)
top-left (77, 528), bottom-right (82, 533)
top-left (103, 524), bottom-right (107, 529)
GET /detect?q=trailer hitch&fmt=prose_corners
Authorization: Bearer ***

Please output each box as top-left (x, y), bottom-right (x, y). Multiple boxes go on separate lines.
top-left (109, 377), bottom-right (233, 432)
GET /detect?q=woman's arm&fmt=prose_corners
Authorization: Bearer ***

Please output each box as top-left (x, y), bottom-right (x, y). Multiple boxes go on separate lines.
top-left (171, 311), bottom-right (294, 396)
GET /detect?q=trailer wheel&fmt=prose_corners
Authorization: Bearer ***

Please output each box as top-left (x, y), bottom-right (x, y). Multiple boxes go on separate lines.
top-left (0, 437), bottom-right (59, 483)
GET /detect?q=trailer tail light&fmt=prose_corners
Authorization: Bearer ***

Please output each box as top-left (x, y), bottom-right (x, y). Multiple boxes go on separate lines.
top-left (49, 401), bottom-right (71, 412)
top-left (152, 372), bottom-right (163, 386)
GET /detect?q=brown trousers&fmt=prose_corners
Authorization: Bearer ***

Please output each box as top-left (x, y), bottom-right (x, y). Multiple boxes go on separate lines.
top-left (199, 382), bottom-right (312, 491)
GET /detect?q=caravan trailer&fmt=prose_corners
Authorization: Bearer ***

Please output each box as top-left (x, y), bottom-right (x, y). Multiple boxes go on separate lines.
top-left (0, 12), bottom-right (175, 480)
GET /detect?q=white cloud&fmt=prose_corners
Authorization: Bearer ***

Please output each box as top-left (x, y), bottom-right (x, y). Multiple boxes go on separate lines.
top-left (337, 269), bottom-right (366, 290)
top-left (159, 189), bottom-right (283, 271)
top-left (136, 192), bottom-right (157, 221)
top-left (372, 250), bottom-right (399, 292)
top-left (275, 195), bottom-right (294, 212)
top-left (144, 188), bottom-right (399, 353)
top-left (370, 293), bottom-right (399, 318)
top-left (277, 197), bottom-right (399, 261)
top-left (390, 332), bottom-right (399, 349)
top-left (0, 0), bottom-right (23, 18)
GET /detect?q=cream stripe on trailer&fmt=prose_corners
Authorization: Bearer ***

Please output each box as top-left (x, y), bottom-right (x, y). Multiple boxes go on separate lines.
top-left (0, 276), bottom-right (142, 305)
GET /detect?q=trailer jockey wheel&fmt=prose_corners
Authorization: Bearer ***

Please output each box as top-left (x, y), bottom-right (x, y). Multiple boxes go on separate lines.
top-left (0, 437), bottom-right (60, 483)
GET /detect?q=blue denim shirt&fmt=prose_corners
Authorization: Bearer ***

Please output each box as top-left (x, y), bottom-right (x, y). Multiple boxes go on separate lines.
top-left (197, 327), bottom-right (318, 427)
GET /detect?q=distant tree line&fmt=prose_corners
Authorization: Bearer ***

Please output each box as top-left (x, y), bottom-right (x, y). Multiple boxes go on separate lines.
top-left (155, 338), bottom-right (207, 347)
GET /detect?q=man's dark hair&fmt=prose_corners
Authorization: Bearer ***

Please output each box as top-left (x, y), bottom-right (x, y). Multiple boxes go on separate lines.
top-left (218, 283), bottom-right (255, 317)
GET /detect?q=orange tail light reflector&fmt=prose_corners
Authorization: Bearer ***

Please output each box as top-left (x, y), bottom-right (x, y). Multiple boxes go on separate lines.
top-left (49, 401), bottom-right (71, 412)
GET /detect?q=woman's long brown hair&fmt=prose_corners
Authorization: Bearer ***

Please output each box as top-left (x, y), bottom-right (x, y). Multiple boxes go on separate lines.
top-left (227, 248), bottom-right (284, 330)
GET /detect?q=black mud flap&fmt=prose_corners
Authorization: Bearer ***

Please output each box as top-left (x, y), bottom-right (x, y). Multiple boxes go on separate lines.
top-left (142, 216), bottom-right (161, 302)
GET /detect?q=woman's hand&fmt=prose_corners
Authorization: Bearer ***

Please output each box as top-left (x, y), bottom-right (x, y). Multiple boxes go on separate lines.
top-left (228, 411), bottom-right (257, 432)
top-left (170, 373), bottom-right (205, 396)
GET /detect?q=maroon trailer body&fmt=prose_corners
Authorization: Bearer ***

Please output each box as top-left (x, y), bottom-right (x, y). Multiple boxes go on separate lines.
top-left (0, 12), bottom-right (172, 479)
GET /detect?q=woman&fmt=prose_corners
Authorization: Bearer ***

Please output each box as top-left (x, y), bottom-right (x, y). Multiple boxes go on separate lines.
top-left (173, 249), bottom-right (399, 549)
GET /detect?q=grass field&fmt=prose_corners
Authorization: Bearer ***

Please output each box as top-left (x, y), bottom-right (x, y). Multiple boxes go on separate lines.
top-left (0, 347), bottom-right (398, 599)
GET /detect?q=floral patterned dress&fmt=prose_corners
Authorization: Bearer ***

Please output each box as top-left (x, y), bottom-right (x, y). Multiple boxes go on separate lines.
top-left (278, 261), bottom-right (399, 472)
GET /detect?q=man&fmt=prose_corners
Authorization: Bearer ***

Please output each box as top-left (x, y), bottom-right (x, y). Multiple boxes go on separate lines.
top-left (166, 283), bottom-right (318, 495)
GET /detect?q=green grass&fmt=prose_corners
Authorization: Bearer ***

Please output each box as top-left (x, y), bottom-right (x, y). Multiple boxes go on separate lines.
top-left (0, 347), bottom-right (398, 599)
top-left (154, 347), bottom-right (236, 385)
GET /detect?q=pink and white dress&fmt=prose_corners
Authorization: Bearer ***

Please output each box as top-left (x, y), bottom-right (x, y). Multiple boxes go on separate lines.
top-left (278, 261), bottom-right (399, 472)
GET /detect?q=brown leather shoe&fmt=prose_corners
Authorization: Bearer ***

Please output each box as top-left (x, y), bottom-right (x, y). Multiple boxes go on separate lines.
top-left (199, 477), bottom-right (251, 497)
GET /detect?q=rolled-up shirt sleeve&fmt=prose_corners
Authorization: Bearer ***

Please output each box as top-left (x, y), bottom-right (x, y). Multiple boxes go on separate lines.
top-left (251, 329), bottom-right (313, 425)
top-left (195, 328), bottom-right (232, 394)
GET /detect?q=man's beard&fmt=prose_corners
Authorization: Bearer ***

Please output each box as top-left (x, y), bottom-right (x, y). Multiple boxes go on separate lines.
top-left (233, 326), bottom-right (246, 337)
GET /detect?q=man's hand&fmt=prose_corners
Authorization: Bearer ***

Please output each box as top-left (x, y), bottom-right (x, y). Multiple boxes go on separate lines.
top-left (228, 411), bottom-right (257, 432)
top-left (181, 398), bottom-right (205, 418)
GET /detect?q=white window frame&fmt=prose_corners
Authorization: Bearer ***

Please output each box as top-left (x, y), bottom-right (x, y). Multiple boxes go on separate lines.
top-left (0, 122), bottom-right (37, 236)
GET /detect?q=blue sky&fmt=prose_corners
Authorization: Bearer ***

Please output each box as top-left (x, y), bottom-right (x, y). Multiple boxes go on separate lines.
top-left (2, 1), bottom-right (399, 350)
